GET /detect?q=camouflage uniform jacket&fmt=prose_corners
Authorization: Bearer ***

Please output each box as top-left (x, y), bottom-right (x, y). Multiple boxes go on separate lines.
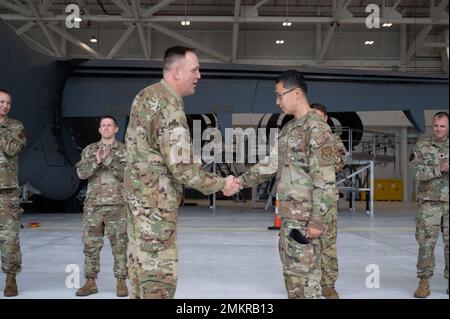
top-left (334, 134), bottom-right (347, 173)
top-left (0, 117), bottom-right (27, 189)
top-left (240, 111), bottom-right (336, 231)
top-left (410, 135), bottom-right (449, 202)
top-left (124, 79), bottom-right (225, 210)
top-left (76, 140), bottom-right (126, 206)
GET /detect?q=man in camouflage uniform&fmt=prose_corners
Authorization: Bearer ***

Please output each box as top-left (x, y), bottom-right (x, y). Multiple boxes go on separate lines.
top-left (0, 89), bottom-right (26, 297)
top-left (410, 111), bottom-right (449, 298)
top-left (124, 46), bottom-right (240, 299)
top-left (238, 70), bottom-right (336, 299)
top-left (311, 103), bottom-right (347, 299)
top-left (75, 115), bottom-right (128, 297)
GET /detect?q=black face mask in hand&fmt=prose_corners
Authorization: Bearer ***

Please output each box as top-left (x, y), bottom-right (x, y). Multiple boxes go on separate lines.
top-left (289, 229), bottom-right (310, 245)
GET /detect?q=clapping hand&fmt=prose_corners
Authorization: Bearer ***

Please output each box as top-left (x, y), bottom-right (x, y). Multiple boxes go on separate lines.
top-left (222, 176), bottom-right (243, 197)
top-left (96, 144), bottom-right (111, 164)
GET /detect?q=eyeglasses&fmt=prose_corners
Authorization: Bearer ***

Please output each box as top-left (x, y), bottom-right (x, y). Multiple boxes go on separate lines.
top-left (275, 87), bottom-right (298, 99)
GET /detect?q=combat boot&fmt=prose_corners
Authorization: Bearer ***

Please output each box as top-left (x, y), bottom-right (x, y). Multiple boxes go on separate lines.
top-left (414, 279), bottom-right (430, 298)
top-left (116, 278), bottom-right (128, 297)
top-left (4, 274), bottom-right (18, 297)
top-left (75, 278), bottom-right (98, 296)
top-left (322, 286), bottom-right (339, 299)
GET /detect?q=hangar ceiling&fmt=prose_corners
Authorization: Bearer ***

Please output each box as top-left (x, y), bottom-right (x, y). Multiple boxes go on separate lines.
top-left (0, 0), bottom-right (448, 73)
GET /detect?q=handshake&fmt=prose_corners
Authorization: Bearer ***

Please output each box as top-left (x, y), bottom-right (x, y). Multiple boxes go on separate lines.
top-left (221, 176), bottom-right (244, 197)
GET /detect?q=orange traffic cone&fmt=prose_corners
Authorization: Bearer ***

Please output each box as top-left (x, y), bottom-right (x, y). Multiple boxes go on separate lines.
top-left (268, 194), bottom-right (281, 230)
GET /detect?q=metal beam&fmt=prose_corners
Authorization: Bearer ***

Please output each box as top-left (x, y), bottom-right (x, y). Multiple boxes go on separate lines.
top-left (318, 0), bottom-right (352, 63)
top-left (131, 0), bottom-right (149, 59)
top-left (106, 24), bottom-right (136, 59)
top-left (110, 0), bottom-right (133, 16)
top-left (148, 22), bottom-right (230, 62)
top-left (21, 33), bottom-right (56, 56)
top-left (0, 14), bottom-right (448, 25)
top-left (405, 25), bottom-right (433, 63)
top-left (0, 0), bottom-right (31, 16)
top-left (46, 23), bottom-right (103, 58)
top-left (249, 0), bottom-right (271, 11)
top-left (25, 0), bottom-right (61, 57)
top-left (146, 24), bottom-right (152, 57)
top-left (39, 0), bottom-right (54, 15)
top-left (142, 0), bottom-right (176, 18)
top-left (316, 22), bottom-right (322, 61)
top-left (440, 29), bottom-right (449, 73)
top-left (231, 0), bottom-right (240, 63)
top-left (392, 0), bottom-right (402, 11)
top-left (422, 42), bottom-right (448, 47)
top-left (318, 22), bottom-right (338, 63)
top-left (137, 23), bottom-right (149, 59)
top-left (61, 22), bottom-right (67, 57)
top-left (38, 21), bottom-right (62, 57)
top-left (400, 23), bottom-right (406, 63)
top-left (16, 21), bottom-right (34, 35)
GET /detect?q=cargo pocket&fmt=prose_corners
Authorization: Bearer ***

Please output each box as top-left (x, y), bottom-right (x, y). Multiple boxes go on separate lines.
top-left (139, 209), bottom-right (177, 254)
top-left (285, 236), bottom-right (316, 273)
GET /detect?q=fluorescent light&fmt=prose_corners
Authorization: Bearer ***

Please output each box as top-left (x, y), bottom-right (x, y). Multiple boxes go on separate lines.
top-left (382, 22), bottom-right (393, 27)
top-left (74, 17), bottom-right (82, 22)
top-left (90, 36), bottom-right (97, 43)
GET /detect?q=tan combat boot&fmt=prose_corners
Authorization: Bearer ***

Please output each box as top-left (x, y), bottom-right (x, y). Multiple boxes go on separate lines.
top-left (4, 274), bottom-right (18, 297)
top-left (116, 278), bottom-right (128, 297)
top-left (75, 278), bottom-right (98, 297)
top-left (322, 286), bottom-right (339, 299)
top-left (414, 279), bottom-right (430, 298)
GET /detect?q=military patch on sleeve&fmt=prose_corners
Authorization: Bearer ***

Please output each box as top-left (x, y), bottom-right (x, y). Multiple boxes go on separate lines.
top-left (409, 153), bottom-right (415, 162)
top-left (321, 146), bottom-right (333, 161)
top-left (314, 132), bottom-right (331, 145)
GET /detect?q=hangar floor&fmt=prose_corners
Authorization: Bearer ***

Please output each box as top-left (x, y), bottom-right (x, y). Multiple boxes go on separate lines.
top-left (0, 201), bottom-right (448, 299)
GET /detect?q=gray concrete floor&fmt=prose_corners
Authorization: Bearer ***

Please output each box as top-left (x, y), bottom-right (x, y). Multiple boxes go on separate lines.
top-left (0, 201), bottom-right (448, 299)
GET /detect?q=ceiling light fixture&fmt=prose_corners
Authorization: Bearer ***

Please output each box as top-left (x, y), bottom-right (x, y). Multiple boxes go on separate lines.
top-left (276, 40), bottom-right (285, 44)
top-left (282, 0), bottom-right (292, 27)
top-left (382, 22), bottom-right (393, 27)
top-left (90, 36), bottom-right (97, 43)
top-left (364, 40), bottom-right (374, 45)
top-left (181, 0), bottom-right (190, 26)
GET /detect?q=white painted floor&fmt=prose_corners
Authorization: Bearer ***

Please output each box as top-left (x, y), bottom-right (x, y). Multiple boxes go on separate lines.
top-left (1, 201), bottom-right (448, 299)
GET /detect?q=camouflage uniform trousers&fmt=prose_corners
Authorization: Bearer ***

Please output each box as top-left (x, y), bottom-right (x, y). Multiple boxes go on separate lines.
top-left (415, 200), bottom-right (449, 280)
top-left (82, 204), bottom-right (128, 279)
top-left (0, 189), bottom-right (22, 275)
top-left (320, 203), bottom-right (338, 288)
top-left (126, 204), bottom-right (178, 299)
top-left (279, 217), bottom-right (322, 299)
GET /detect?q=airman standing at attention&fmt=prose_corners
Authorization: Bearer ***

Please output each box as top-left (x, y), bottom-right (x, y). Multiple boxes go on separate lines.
top-left (311, 103), bottom-right (347, 299)
top-left (0, 88), bottom-right (26, 297)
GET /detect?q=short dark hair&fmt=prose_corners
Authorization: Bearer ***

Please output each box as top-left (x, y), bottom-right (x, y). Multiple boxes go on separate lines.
top-left (433, 111), bottom-right (449, 121)
top-left (100, 115), bottom-right (117, 126)
top-left (0, 88), bottom-right (11, 98)
top-left (275, 69), bottom-right (308, 95)
top-left (163, 46), bottom-right (196, 71)
top-left (311, 103), bottom-right (328, 116)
